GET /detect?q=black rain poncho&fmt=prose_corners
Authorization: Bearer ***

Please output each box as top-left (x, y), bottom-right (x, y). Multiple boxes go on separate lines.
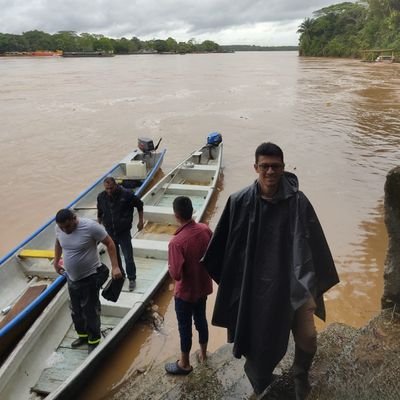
top-left (203, 172), bottom-right (339, 389)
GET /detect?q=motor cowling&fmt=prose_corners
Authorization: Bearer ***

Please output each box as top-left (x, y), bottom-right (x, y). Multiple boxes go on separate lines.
top-left (207, 132), bottom-right (222, 146)
top-left (138, 137), bottom-right (155, 153)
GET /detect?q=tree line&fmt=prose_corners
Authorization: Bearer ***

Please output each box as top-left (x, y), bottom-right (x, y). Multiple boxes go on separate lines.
top-left (220, 45), bottom-right (298, 52)
top-left (297, 1), bottom-right (400, 58)
top-left (0, 30), bottom-right (221, 54)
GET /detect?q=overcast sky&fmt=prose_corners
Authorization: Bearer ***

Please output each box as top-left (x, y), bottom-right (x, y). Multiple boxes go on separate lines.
top-left (0, 0), bottom-right (345, 46)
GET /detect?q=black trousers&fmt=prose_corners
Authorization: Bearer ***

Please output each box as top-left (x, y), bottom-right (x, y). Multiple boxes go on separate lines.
top-left (67, 272), bottom-right (101, 344)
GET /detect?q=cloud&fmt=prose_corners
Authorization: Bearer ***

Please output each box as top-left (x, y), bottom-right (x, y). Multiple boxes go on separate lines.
top-left (0, 0), bottom-right (352, 45)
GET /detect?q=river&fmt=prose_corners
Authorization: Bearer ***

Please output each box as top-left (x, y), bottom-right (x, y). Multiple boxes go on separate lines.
top-left (0, 51), bottom-right (399, 399)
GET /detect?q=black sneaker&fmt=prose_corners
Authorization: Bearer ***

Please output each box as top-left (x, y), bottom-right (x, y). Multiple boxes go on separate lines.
top-left (129, 279), bottom-right (136, 291)
top-left (88, 343), bottom-right (99, 354)
top-left (71, 337), bottom-right (87, 348)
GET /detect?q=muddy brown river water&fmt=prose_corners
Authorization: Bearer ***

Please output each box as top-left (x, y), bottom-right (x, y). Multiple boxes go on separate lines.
top-left (0, 52), bottom-right (399, 399)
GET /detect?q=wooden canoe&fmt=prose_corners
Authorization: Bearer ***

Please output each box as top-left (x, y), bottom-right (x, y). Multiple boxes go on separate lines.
top-left (0, 140), bottom-right (165, 364)
top-left (0, 134), bottom-right (222, 399)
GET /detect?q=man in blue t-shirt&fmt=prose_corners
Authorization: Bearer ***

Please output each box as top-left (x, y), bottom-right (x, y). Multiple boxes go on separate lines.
top-left (54, 208), bottom-right (121, 353)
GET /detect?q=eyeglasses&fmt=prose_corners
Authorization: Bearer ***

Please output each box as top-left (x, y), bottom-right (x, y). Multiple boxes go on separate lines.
top-left (257, 163), bottom-right (284, 172)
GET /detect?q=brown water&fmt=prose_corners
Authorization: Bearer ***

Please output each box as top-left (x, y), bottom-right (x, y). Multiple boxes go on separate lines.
top-left (1, 52), bottom-right (400, 399)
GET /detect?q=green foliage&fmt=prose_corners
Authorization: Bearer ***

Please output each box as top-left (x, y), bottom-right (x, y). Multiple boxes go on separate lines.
top-left (298, 0), bottom-right (400, 57)
top-left (0, 31), bottom-right (221, 55)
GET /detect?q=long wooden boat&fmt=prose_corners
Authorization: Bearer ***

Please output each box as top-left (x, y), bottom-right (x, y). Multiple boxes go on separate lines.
top-left (0, 133), bottom-right (222, 400)
top-left (61, 51), bottom-right (115, 58)
top-left (0, 138), bottom-right (165, 365)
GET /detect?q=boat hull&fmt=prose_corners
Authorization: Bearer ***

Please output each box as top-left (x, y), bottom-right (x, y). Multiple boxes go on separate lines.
top-left (0, 147), bottom-right (165, 363)
top-left (0, 137), bottom-right (222, 399)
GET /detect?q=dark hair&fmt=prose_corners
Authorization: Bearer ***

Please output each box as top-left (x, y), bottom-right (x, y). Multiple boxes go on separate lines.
top-left (103, 176), bottom-right (116, 184)
top-left (55, 209), bottom-right (75, 223)
top-left (255, 142), bottom-right (284, 163)
top-left (173, 196), bottom-right (193, 221)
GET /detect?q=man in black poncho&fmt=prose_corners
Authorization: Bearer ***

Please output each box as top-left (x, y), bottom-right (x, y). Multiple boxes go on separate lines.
top-left (202, 142), bottom-right (339, 399)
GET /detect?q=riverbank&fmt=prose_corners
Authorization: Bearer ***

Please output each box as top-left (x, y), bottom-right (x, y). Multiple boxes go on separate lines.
top-left (109, 308), bottom-right (400, 399)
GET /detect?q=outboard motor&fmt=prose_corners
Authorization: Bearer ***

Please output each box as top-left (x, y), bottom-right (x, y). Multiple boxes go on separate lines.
top-left (207, 132), bottom-right (222, 146)
top-left (138, 137), bottom-right (155, 153)
top-left (205, 131), bottom-right (222, 160)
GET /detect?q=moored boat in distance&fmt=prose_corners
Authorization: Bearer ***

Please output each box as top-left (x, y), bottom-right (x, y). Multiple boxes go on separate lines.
top-left (0, 132), bottom-right (222, 400)
top-left (61, 51), bottom-right (115, 57)
top-left (0, 138), bottom-right (165, 366)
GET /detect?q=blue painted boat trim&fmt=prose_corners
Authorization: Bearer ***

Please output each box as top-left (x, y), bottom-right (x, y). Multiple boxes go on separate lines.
top-left (0, 275), bottom-right (67, 337)
top-left (134, 149), bottom-right (166, 197)
top-left (0, 149), bottom-right (166, 338)
top-left (0, 162), bottom-right (120, 266)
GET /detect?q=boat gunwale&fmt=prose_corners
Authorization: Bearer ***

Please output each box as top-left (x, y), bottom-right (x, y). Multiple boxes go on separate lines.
top-left (0, 148), bottom-right (166, 340)
top-left (46, 142), bottom-right (223, 399)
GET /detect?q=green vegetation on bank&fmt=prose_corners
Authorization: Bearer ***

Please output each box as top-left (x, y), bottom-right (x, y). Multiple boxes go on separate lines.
top-left (298, 1), bottom-right (400, 58)
top-left (0, 30), bottom-right (221, 54)
top-left (220, 45), bottom-right (298, 52)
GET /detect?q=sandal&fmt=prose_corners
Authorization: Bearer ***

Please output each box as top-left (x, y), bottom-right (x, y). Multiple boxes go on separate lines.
top-left (165, 360), bottom-right (193, 375)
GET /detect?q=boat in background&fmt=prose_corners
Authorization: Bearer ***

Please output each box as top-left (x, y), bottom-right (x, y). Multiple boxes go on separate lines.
top-left (0, 51), bottom-right (62, 57)
top-left (62, 51), bottom-right (115, 57)
top-left (0, 138), bottom-right (165, 365)
top-left (0, 132), bottom-right (223, 400)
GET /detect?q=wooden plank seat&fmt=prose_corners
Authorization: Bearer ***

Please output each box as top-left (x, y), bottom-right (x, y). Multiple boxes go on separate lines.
top-left (180, 164), bottom-right (217, 171)
top-left (143, 205), bottom-right (175, 224)
top-left (18, 249), bottom-right (55, 259)
top-left (161, 183), bottom-right (210, 193)
top-left (131, 239), bottom-right (168, 260)
top-left (0, 285), bottom-right (47, 329)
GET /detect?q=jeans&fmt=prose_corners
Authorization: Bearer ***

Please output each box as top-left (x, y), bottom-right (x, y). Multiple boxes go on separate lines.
top-left (113, 231), bottom-right (136, 281)
top-left (175, 296), bottom-right (209, 354)
top-left (68, 273), bottom-right (101, 344)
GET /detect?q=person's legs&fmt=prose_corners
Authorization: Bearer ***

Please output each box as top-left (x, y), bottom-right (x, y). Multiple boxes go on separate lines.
top-left (118, 231), bottom-right (136, 281)
top-left (68, 279), bottom-right (88, 346)
top-left (174, 297), bottom-right (193, 370)
top-left (193, 297), bottom-right (208, 362)
top-left (80, 274), bottom-right (102, 353)
top-left (292, 296), bottom-right (317, 400)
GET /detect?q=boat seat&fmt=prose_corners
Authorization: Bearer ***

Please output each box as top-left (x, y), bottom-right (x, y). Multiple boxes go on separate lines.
top-left (18, 249), bottom-right (55, 259)
top-left (144, 205), bottom-right (175, 224)
top-left (0, 285), bottom-right (47, 329)
top-left (131, 239), bottom-right (168, 260)
top-left (162, 183), bottom-right (209, 193)
top-left (192, 151), bottom-right (203, 164)
top-left (180, 164), bottom-right (217, 171)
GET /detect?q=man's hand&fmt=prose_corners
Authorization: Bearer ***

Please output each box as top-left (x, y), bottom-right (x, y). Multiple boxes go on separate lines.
top-left (112, 266), bottom-right (123, 280)
top-left (137, 220), bottom-right (144, 231)
top-left (54, 260), bottom-right (65, 275)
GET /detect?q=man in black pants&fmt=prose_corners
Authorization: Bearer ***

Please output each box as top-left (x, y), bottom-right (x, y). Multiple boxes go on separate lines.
top-left (54, 209), bottom-right (121, 353)
top-left (97, 177), bottom-right (144, 291)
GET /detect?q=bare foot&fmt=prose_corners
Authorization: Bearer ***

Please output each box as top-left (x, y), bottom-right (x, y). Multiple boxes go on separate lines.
top-left (196, 350), bottom-right (208, 363)
top-left (177, 360), bottom-right (192, 371)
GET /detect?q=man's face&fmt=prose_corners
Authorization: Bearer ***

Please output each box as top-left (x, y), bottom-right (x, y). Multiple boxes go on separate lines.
top-left (254, 155), bottom-right (285, 191)
top-left (104, 181), bottom-right (117, 196)
top-left (57, 216), bottom-right (78, 234)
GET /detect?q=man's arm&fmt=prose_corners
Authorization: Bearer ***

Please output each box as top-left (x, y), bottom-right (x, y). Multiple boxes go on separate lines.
top-left (168, 242), bottom-right (184, 281)
top-left (101, 235), bottom-right (123, 279)
top-left (53, 239), bottom-right (65, 275)
top-left (137, 210), bottom-right (144, 231)
top-left (97, 194), bottom-right (103, 224)
top-left (131, 194), bottom-right (144, 231)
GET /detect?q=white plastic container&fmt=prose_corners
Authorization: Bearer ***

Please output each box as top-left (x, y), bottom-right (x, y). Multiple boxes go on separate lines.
top-left (125, 161), bottom-right (147, 179)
